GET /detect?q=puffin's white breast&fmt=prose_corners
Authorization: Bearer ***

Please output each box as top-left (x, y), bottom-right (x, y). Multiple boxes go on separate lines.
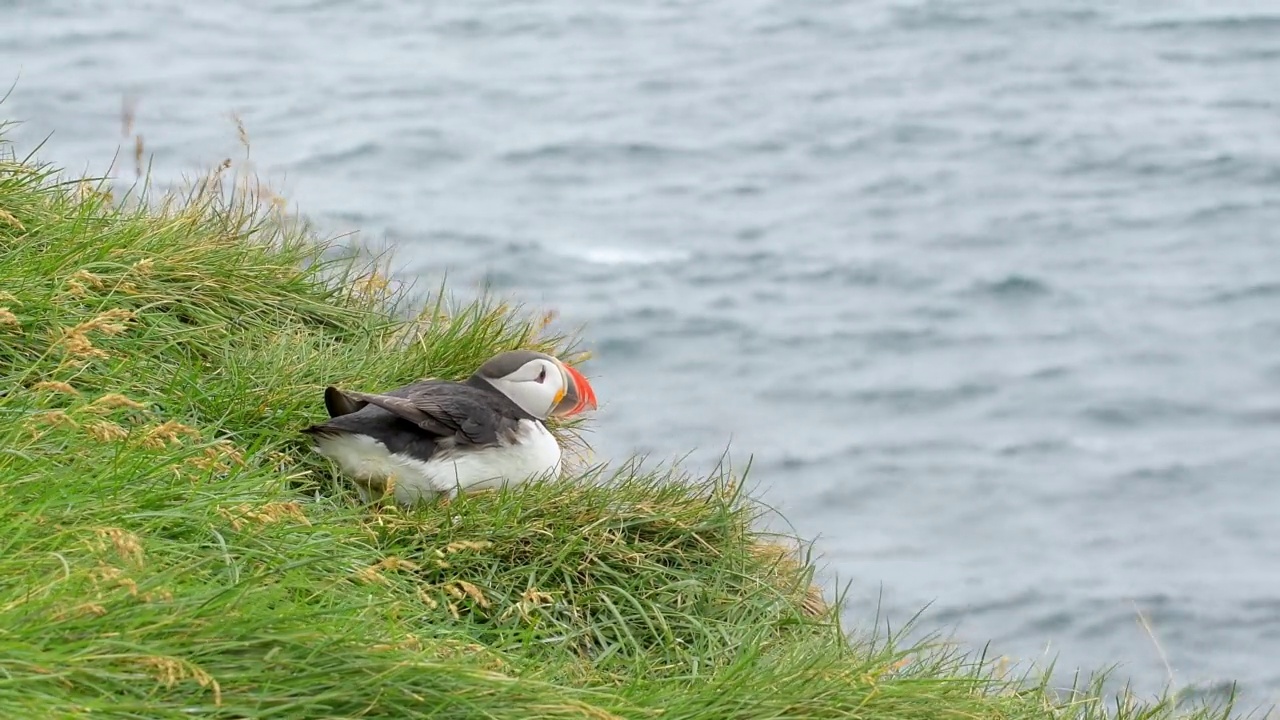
top-left (313, 419), bottom-right (562, 505)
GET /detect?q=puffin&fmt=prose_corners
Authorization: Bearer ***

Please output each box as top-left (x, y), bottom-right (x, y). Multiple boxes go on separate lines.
top-left (301, 350), bottom-right (598, 505)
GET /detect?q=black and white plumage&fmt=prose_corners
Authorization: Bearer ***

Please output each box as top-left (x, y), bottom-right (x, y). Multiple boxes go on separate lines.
top-left (302, 350), bottom-right (598, 505)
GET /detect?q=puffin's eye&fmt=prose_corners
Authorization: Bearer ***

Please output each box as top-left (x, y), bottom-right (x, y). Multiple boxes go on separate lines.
top-left (536, 368), bottom-right (547, 383)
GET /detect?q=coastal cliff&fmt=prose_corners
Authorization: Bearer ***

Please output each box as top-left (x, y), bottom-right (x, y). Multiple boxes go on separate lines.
top-left (0, 129), bottom-right (1237, 719)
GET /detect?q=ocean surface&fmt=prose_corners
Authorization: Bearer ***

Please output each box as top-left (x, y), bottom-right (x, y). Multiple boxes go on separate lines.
top-left (4, 0), bottom-right (1279, 710)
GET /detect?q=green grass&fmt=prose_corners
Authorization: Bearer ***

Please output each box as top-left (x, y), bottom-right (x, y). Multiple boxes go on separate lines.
top-left (0, 124), bottom-right (1249, 719)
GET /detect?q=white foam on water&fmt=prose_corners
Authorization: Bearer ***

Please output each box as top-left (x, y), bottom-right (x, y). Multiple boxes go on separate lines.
top-left (574, 246), bottom-right (691, 267)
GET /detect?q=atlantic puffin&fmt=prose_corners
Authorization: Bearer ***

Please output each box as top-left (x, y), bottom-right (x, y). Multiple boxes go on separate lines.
top-left (302, 350), bottom-right (598, 505)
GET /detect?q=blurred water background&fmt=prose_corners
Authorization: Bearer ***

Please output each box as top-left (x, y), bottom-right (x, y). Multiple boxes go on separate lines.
top-left (4, 0), bottom-right (1279, 710)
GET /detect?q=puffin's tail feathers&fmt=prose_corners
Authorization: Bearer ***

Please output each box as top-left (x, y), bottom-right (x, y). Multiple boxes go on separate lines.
top-left (324, 386), bottom-right (369, 418)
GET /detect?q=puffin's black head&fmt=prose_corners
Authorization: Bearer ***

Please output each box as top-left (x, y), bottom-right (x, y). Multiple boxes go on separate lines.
top-left (472, 350), bottom-right (598, 420)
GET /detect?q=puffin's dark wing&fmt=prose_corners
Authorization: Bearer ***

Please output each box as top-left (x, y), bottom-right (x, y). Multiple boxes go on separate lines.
top-left (334, 384), bottom-right (504, 445)
top-left (406, 394), bottom-right (503, 445)
top-left (328, 389), bottom-right (454, 437)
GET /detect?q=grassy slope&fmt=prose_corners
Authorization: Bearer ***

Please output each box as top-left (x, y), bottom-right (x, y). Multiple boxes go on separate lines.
top-left (0, 130), bottom-right (1242, 719)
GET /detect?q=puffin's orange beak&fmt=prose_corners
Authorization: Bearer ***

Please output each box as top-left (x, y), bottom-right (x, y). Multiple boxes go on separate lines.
top-left (556, 362), bottom-right (597, 417)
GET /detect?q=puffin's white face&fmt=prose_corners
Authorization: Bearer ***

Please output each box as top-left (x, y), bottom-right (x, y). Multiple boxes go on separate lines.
top-left (479, 352), bottom-right (598, 421)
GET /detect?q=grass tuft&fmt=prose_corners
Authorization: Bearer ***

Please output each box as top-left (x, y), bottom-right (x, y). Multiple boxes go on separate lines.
top-left (0, 124), bottom-right (1251, 718)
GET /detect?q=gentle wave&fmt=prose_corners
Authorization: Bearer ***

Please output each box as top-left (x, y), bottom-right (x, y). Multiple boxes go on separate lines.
top-left (500, 141), bottom-right (703, 164)
top-left (962, 274), bottom-right (1054, 299)
top-left (1120, 14), bottom-right (1280, 32)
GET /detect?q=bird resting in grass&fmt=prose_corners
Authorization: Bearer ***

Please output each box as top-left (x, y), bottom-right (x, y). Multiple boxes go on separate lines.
top-left (302, 350), bottom-right (598, 505)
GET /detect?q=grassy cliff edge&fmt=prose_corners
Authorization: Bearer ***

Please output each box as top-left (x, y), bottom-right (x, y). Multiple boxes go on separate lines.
top-left (0, 130), bottom-right (1241, 719)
